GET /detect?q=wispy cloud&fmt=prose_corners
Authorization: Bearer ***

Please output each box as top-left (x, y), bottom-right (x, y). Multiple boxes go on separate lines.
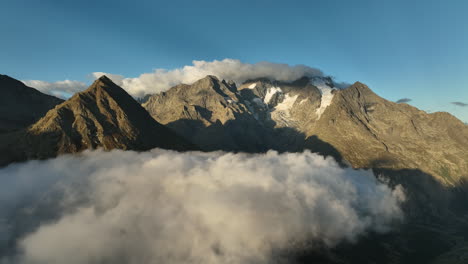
top-left (452, 101), bottom-right (468, 107)
top-left (22, 80), bottom-right (88, 99)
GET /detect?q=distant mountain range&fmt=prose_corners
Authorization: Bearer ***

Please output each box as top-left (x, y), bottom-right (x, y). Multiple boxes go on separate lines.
top-left (1, 73), bottom-right (468, 263)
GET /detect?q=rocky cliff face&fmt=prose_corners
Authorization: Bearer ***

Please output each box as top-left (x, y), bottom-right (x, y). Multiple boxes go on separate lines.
top-left (143, 75), bottom-right (468, 183)
top-left (0, 74), bottom-right (63, 133)
top-left (0, 76), bottom-right (195, 165)
top-left (311, 82), bottom-right (468, 185)
top-left (143, 75), bottom-right (272, 152)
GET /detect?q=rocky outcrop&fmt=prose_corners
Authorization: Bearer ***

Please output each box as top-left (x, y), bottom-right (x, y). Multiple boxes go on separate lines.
top-left (143, 75), bottom-right (273, 152)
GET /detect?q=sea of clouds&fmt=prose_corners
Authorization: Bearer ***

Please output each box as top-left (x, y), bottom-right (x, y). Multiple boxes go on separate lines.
top-left (0, 149), bottom-right (404, 264)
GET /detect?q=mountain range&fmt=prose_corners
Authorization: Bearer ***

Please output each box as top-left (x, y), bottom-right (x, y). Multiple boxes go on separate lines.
top-left (0, 75), bottom-right (195, 166)
top-left (143, 75), bottom-right (468, 185)
top-left (1, 73), bottom-right (468, 263)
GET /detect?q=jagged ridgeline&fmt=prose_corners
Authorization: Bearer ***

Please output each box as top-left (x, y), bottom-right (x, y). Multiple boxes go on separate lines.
top-left (0, 76), bottom-right (196, 166)
top-left (1, 74), bottom-right (467, 184)
top-left (143, 75), bottom-right (468, 185)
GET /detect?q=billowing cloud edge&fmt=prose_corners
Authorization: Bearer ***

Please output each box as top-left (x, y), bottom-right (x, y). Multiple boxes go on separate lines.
top-left (0, 149), bottom-right (405, 264)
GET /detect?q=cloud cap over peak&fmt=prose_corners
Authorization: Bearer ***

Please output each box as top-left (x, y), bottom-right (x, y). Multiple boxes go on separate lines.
top-left (94, 59), bottom-right (325, 97)
top-left (21, 59), bottom-right (327, 98)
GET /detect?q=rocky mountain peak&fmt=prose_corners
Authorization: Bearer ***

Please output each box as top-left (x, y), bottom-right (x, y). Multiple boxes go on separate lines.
top-left (194, 75), bottom-right (220, 86)
top-left (341, 81), bottom-right (377, 99)
top-left (97, 74), bottom-right (113, 82)
top-left (85, 75), bottom-right (124, 95)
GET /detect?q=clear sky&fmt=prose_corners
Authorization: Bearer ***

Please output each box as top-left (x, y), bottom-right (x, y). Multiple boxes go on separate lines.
top-left (1, 0), bottom-right (467, 122)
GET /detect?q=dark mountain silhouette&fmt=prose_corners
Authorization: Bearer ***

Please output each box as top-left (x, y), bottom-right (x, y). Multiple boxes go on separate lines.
top-left (0, 74), bottom-right (63, 133)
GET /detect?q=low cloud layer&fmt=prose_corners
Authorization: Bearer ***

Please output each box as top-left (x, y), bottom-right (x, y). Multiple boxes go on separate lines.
top-left (452, 101), bottom-right (468, 107)
top-left (396, 98), bottom-right (412, 103)
top-left (22, 80), bottom-right (88, 99)
top-left (0, 149), bottom-right (404, 264)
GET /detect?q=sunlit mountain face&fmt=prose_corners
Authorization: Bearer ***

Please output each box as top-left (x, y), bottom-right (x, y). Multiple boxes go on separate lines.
top-left (1, 1), bottom-right (468, 263)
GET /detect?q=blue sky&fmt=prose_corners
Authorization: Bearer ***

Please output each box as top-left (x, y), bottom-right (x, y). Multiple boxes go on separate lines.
top-left (1, 0), bottom-right (467, 122)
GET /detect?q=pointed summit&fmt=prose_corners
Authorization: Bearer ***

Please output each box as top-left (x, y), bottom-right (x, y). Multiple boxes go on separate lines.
top-left (191, 75), bottom-right (222, 90)
top-left (86, 75), bottom-right (120, 93)
top-left (340, 81), bottom-right (377, 99)
top-left (92, 75), bottom-right (118, 89)
top-left (98, 74), bottom-right (112, 82)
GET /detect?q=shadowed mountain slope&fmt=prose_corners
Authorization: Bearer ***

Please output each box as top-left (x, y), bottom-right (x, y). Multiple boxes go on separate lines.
top-left (0, 74), bottom-right (63, 133)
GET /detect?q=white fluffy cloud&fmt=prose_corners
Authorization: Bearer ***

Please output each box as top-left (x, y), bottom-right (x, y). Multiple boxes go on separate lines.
top-left (23, 59), bottom-right (326, 98)
top-left (0, 149), bottom-right (404, 264)
top-left (22, 80), bottom-right (88, 99)
top-left (94, 59), bottom-right (324, 97)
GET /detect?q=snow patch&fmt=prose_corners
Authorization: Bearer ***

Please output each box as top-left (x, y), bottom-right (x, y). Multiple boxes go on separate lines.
top-left (264, 87), bottom-right (282, 104)
top-left (271, 93), bottom-right (299, 127)
top-left (312, 78), bottom-right (335, 118)
top-left (275, 93), bottom-right (298, 111)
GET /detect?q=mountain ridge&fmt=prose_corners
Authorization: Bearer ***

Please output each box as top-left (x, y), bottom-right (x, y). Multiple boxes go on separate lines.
top-left (143, 76), bottom-right (468, 184)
